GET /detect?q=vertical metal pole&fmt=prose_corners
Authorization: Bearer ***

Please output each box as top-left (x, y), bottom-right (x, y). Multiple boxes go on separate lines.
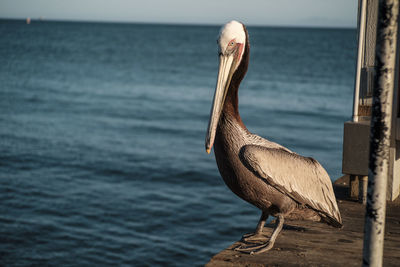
top-left (354, 0), bottom-right (368, 122)
top-left (363, 0), bottom-right (398, 266)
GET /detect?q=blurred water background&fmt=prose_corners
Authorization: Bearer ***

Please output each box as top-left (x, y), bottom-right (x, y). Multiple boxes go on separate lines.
top-left (0, 19), bottom-right (356, 266)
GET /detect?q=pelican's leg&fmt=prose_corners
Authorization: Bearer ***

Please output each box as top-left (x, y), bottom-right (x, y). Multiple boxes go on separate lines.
top-left (240, 211), bottom-right (268, 242)
top-left (235, 214), bottom-right (284, 254)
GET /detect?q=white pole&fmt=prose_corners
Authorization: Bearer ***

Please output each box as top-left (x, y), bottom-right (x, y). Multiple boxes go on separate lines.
top-left (353, 0), bottom-right (368, 122)
top-left (362, 0), bottom-right (398, 266)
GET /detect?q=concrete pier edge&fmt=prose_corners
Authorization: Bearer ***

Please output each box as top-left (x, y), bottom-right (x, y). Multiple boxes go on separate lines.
top-left (205, 175), bottom-right (400, 267)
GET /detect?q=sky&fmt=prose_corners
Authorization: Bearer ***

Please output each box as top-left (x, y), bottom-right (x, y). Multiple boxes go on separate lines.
top-left (0, 0), bottom-right (358, 28)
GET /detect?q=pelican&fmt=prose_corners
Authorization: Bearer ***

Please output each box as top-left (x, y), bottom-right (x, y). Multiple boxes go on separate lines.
top-left (205, 21), bottom-right (342, 254)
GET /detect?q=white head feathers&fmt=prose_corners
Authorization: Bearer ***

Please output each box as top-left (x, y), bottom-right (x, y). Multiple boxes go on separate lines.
top-left (218, 20), bottom-right (246, 53)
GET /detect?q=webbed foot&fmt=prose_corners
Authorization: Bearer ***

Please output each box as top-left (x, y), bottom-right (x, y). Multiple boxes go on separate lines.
top-left (234, 214), bottom-right (284, 255)
top-left (234, 240), bottom-right (274, 254)
top-left (241, 232), bottom-right (267, 242)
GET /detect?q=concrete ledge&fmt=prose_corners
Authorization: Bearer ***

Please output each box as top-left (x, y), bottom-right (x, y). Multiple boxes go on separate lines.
top-left (205, 176), bottom-right (400, 267)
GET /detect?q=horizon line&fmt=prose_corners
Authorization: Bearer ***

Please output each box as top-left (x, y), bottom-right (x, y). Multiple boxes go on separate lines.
top-left (0, 17), bottom-right (357, 30)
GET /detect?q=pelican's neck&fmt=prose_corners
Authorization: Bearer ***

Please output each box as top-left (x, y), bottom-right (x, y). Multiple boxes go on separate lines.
top-left (217, 92), bottom-right (249, 154)
top-left (221, 81), bottom-right (246, 129)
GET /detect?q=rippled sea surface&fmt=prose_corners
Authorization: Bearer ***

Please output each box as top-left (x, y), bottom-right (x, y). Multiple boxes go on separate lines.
top-left (0, 20), bottom-right (356, 266)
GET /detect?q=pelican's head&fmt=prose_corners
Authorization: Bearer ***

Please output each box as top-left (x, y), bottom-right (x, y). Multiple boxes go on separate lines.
top-left (218, 20), bottom-right (246, 72)
top-left (205, 20), bottom-right (247, 154)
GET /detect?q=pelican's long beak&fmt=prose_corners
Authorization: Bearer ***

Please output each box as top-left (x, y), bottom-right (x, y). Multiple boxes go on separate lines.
top-left (205, 53), bottom-right (237, 154)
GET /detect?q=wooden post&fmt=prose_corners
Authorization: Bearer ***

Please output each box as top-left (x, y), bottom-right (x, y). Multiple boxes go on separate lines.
top-left (350, 175), bottom-right (360, 199)
top-left (359, 176), bottom-right (368, 204)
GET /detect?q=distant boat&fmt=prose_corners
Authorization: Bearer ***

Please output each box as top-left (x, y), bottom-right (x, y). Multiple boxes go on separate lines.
top-left (26, 18), bottom-right (31, 24)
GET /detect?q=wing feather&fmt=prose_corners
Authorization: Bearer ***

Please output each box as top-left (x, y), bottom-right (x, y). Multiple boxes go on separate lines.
top-left (240, 145), bottom-right (342, 225)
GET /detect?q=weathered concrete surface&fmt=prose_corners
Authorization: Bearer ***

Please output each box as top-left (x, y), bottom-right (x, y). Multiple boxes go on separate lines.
top-left (205, 176), bottom-right (400, 267)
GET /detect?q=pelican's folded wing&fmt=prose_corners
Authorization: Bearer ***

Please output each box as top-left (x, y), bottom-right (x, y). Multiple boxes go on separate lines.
top-left (240, 145), bottom-right (342, 225)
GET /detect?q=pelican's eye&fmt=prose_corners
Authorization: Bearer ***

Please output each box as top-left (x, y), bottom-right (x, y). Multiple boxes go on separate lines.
top-left (225, 39), bottom-right (237, 55)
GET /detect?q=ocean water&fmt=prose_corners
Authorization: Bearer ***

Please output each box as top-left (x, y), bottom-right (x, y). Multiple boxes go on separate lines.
top-left (0, 20), bottom-right (356, 266)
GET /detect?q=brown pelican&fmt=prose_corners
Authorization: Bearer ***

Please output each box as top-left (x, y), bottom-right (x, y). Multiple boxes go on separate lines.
top-left (205, 21), bottom-right (342, 254)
